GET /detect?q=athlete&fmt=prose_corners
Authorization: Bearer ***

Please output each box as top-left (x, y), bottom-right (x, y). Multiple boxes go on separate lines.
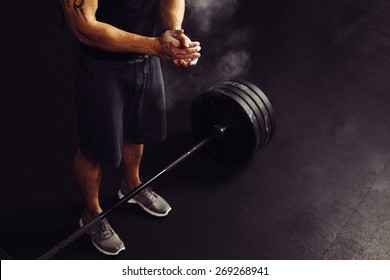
top-left (61, 0), bottom-right (201, 255)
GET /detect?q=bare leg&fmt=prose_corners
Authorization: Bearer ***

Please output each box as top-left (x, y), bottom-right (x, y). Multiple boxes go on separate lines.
top-left (73, 149), bottom-right (125, 255)
top-left (73, 149), bottom-right (102, 218)
top-left (120, 140), bottom-right (171, 216)
top-left (121, 141), bottom-right (143, 190)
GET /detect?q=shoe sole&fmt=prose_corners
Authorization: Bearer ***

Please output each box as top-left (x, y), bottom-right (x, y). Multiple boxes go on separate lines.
top-left (79, 219), bottom-right (125, 256)
top-left (118, 189), bottom-right (172, 217)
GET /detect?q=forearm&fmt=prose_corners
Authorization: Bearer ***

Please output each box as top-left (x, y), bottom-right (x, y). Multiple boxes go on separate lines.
top-left (62, 0), bottom-right (159, 55)
top-left (159, 0), bottom-right (185, 30)
top-left (62, 0), bottom-right (198, 61)
top-left (73, 21), bottom-right (159, 55)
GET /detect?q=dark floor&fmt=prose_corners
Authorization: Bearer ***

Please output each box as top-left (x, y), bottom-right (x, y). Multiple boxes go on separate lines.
top-left (1, 0), bottom-right (390, 260)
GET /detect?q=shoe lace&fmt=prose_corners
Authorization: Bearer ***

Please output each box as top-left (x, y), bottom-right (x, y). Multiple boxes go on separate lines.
top-left (140, 187), bottom-right (157, 202)
top-left (99, 218), bottom-right (113, 240)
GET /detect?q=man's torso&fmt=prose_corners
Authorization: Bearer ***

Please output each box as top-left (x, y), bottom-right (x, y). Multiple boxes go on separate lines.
top-left (97, 0), bottom-right (157, 36)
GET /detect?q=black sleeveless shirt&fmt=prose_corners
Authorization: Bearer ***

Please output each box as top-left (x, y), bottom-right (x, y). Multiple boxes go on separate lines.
top-left (97, 0), bottom-right (157, 36)
top-left (81, 0), bottom-right (158, 60)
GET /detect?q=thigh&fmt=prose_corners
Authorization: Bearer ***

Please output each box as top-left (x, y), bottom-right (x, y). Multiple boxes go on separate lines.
top-left (75, 53), bottom-right (138, 167)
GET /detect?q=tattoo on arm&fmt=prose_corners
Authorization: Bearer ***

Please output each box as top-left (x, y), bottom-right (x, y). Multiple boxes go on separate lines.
top-left (63, 0), bottom-right (88, 22)
top-left (74, 1), bottom-right (88, 22)
top-left (73, 0), bottom-right (88, 22)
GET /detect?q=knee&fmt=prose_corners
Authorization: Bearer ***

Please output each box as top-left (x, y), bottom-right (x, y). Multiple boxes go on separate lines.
top-left (74, 148), bottom-right (101, 169)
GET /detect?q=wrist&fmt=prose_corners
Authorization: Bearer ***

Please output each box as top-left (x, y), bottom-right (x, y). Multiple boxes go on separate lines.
top-left (141, 37), bottom-right (160, 56)
top-left (149, 37), bottom-right (162, 57)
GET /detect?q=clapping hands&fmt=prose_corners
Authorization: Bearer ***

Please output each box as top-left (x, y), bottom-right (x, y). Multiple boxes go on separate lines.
top-left (158, 29), bottom-right (201, 67)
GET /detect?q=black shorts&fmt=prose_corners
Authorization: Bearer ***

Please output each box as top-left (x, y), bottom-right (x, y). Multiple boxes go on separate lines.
top-left (75, 52), bottom-right (166, 168)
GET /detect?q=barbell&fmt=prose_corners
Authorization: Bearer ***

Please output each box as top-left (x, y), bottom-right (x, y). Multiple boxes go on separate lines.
top-left (191, 80), bottom-right (275, 161)
top-left (0, 80), bottom-right (275, 260)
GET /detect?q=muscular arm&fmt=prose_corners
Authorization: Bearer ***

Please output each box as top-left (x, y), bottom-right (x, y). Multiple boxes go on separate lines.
top-left (61, 0), bottom-right (199, 60)
top-left (159, 0), bottom-right (185, 30)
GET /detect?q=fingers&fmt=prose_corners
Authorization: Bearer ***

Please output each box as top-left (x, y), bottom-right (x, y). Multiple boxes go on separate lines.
top-left (177, 33), bottom-right (190, 48)
top-left (172, 59), bottom-right (182, 67)
top-left (188, 58), bottom-right (199, 66)
top-left (171, 42), bottom-right (201, 63)
top-left (172, 40), bottom-right (200, 52)
top-left (172, 58), bottom-right (199, 68)
top-left (158, 29), bottom-right (201, 65)
top-left (173, 44), bottom-right (201, 55)
top-left (159, 29), bottom-right (184, 48)
top-left (171, 28), bottom-right (184, 37)
top-left (172, 52), bottom-right (201, 60)
top-left (171, 29), bottom-right (192, 48)
top-left (188, 41), bottom-right (200, 48)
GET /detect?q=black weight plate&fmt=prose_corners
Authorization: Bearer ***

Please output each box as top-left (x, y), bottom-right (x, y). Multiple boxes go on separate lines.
top-left (219, 83), bottom-right (268, 149)
top-left (191, 89), bottom-right (260, 161)
top-left (210, 86), bottom-right (263, 152)
top-left (239, 81), bottom-right (275, 142)
top-left (222, 81), bottom-right (273, 146)
top-left (191, 91), bottom-right (259, 161)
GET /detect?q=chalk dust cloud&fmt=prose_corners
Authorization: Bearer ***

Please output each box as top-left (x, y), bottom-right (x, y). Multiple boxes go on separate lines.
top-left (162, 0), bottom-right (255, 109)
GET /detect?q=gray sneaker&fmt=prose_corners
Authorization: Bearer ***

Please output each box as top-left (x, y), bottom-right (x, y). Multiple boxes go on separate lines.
top-left (79, 210), bottom-right (125, 256)
top-left (118, 181), bottom-right (172, 217)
